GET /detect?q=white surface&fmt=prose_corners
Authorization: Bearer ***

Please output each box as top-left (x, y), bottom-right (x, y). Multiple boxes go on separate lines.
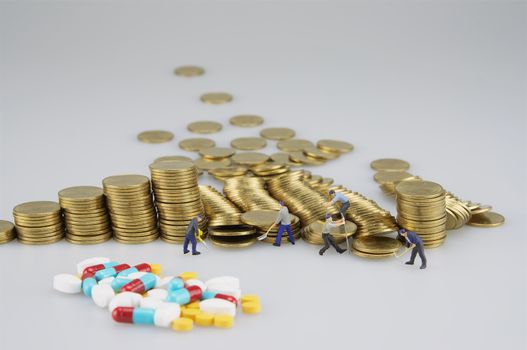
top-left (0, 1), bottom-right (526, 350)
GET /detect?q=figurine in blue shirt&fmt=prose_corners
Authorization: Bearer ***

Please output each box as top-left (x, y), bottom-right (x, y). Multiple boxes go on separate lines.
top-left (398, 228), bottom-right (427, 269)
top-left (324, 190), bottom-right (350, 220)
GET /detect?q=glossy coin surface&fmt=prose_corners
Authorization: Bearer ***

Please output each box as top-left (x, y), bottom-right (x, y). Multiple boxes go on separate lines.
top-left (179, 138), bottom-right (216, 151)
top-left (467, 211), bottom-right (505, 228)
top-left (260, 127), bottom-right (295, 140)
top-left (200, 93), bottom-right (233, 104)
top-left (371, 158), bottom-right (410, 171)
top-left (317, 139), bottom-right (354, 153)
top-left (187, 121), bottom-right (223, 134)
top-left (231, 137), bottom-right (267, 150)
top-left (137, 130), bottom-right (174, 144)
top-left (229, 115), bottom-right (264, 127)
top-left (174, 65), bottom-right (205, 77)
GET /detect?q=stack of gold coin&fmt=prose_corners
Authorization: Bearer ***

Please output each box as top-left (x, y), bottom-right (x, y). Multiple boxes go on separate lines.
top-left (223, 177), bottom-right (280, 211)
top-left (250, 163), bottom-right (290, 178)
top-left (463, 201), bottom-right (492, 216)
top-left (301, 219), bottom-right (357, 245)
top-left (395, 180), bottom-right (447, 248)
top-left (240, 209), bottom-right (301, 244)
top-left (102, 175), bottom-right (158, 244)
top-left (351, 236), bottom-right (402, 259)
top-left (326, 187), bottom-right (399, 237)
top-left (267, 170), bottom-right (333, 226)
top-left (373, 171), bottom-right (421, 197)
top-left (199, 185), bottom-right (242, 226)
top-left (59, 186), bottom-right (112, 244)
top-left (149, 161), bottom-right (206, 243)
top-left (445, 192), bottom-right (472, 230)
top-left (13, 201), bottom-right (64, 244)
top-left (0, 220), bottom-right (16, 244)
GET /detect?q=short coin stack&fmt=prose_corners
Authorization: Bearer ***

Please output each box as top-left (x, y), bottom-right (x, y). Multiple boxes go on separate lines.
top-left (59, 186), bottom-right (112, 244)
top-left (0, 220), bottom-right (16, 244)
top-left (149, 161), bottom-right (206, 243)
top-left (395, 180), bottom-right (447, 248)
top-left (223, 177), bottom-right (280, 211)
top-left (351, 236), bottom-right (402, 258)
top-left (240, 209), bottom-right (301, 244)
top-left (102, 175), bottom-right (158, 244)
top-left (13, 201), bottom-right (64, 244)
top-left (302, 219), bottom-right (357, 245)
top-left (445, 192), bottom-right (473, 230)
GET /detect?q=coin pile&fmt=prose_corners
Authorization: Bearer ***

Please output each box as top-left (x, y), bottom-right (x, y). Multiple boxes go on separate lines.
top-left (149, 161), bottom-right (206, 243)
top-left (0, 220), bottom-right (16, 244)
top-left (59, 186), bottom-right (112, 244)
top-left (102, 175), bottom-right (158, 244)
top-left (302, 219), bottom-right (357, 245)
top-left (240, 209), bottom-right (301, 244)
top-left (395, 180), bottom-right (447, 248)
top-left (223, 177), bottom-right (280, 212)
top-left (445, 192), bottom-right (473, 230)
top-left (195, 147), bottom-right (235, 171)
top-left (199, 185), bottom-right (242, 227)
top-left (231, 152), bottom-right (269, 166)
top-left (13, 201), bottom-right (64, 244)
top-left (267, 170), bottom-right (332, 226)
top-left (351, 236), bottom-right (402, 259)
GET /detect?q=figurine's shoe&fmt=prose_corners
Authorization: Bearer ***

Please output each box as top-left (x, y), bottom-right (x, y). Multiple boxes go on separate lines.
top-left (192, 251), bottom-right (201, 255)
top-left (273, 243), bottom-right (280, 247)
top-left (420, 264), bottom-right (427, 269)
top-left (337, 248), bottom-right (347, 254)
top-left (288, 239), bottom-right (295, 245)
top-left (405, 261), bottom-right (414, 265)
top-left (183, 250), bottom-right (190, 254)
top-left (319, 250), bottom-right (325, 256)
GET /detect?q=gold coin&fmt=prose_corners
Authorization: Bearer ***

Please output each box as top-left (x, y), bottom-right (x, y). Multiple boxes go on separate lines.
top-left (154, 155), bottom-right (193, 163)
top-left (13, 201), bottom-right (61, 218)
top-left (467, 211), bottom-right (505, 228)
top-left (230, 137), bottom-right (267, 150)
top-left (260, 127), bottom-right (295, 140)
top-left (174, 65), bottom-right (205, 77)
top-left (194, 158), bottom-right (232, 170)
top-left (149, 160), bottom-right (195, 172)
top-left (0, 220), bottom-right (15, 234)
top-left (303, 147), bottom-right (339, 160)
top-left (395, 180), bottom-right (444, 199)
top-left (277, 139), bottom-right (314, 152)
top-left (241, 210), bottom-right (281, 227)
top-left (200, 93), bottom-right (233, 105)
top-left (58, 186), bottom-right (104, 202)
top-left (374, 171), bottom-right (415, 184)
top-left (209, 235), bottom-right (256, 248)
top-left (103, 175), bottom-right (150, 190)
top-left (352, 236), bottom-right (401, 254)
top-left (231, 152), bottom-right (269, 166)
top-left (208, 166), bottom-right (248, 177)
top-left (352, 249), bottom-right (395, 259)
top-left (187, 121), bottom-right (223, 134)
top-left (179, 138), bottom-right (215, 152)
top-left (209, 226), bottom-right (256, 237)
top-left (289, 151), bottom-right (326, 166)
top-left (371, 158), bottom-right (410, 171)
top-left (199, 147), bottom-right (235, 159)
top-left (270, 152), bottom-right (301, 166)
top-left (137, 130), bottom-right (174, 144)
top-left (229, 115), bottom-right (264, 127)
top-left (317, 139), bottom-right (354, 153)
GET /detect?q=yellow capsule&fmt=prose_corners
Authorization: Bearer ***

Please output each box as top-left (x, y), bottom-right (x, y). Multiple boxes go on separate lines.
top-left (179, 271), bottom-right (197, 281)
top-left (195, 312), bottom-right (214, 327)
top-left (214, 314), bottom-right (234, 329)
top-left (181, 308), bottom-right (200, 321)
top-left (241, 294), bottom-right (260, 304)
top-left (172, 317), bottom-right (193, 332)
top-left (150, 264), bottom-right (162, 275)
top-left (187, 301), bottom-right (200, 309)
top-left (242, 301), bottom-right (262, 314)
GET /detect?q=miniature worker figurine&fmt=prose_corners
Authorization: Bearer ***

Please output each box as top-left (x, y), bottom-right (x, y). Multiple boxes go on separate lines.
top-left (272, 201), bottom-right (295, 247)
top-left (324, 190), bottom-right (350, 220)
top-left (184, 214), bottom-right (204, 255)
top-left (398, 228), bottom-right (427, 269)
top-left (319, 214), bottom-right (347, 255)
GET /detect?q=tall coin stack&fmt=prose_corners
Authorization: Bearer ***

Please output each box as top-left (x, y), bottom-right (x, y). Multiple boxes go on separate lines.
top-left (12, 201), bottom-right (64, 244)
top-left (223, 177), bottom-right (280, 211)
top-left (395, 180), bottom-right (447, 248)
top-left (102, 175), bottom-right (158, 244)
top-left (59, 186), bottom-right (112, 244)
top-left (149, 161), bottom-right (206, 243)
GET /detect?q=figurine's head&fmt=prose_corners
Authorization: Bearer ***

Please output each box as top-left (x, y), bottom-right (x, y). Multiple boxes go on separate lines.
top-left (398, 228), bottom-right (407, 237)
top-left (197, 214), bottom-right (204, 221)
top-left (279, 201), bottom-right (285, 206)
top-left (325, 213), bottom-right (332, 221)
top-left (329, 190), bottom-right (336, 196)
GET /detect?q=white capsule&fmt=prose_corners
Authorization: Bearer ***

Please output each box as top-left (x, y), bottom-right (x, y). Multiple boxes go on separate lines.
top-left (76, 257), bottom-right (110, 275)
top-left (154, 303), bottom-right (181, 327)
top-left (185, 279), bottom-right (206, 292)
top-left (207, 284), bottom-right (242, 300)
top-left (140, 297), bottom-right (164, 310)
top-left (147, 288), bottom-right (168, 300)
top-left (205, 276), bottom-right (240, 289)
top-left (91, 284), bottom-right (115, 308)
top-left (98, 277), bottom-right (115, 285)
top-left (156, 276), bottom-right (174, 289)
top-left (200, 298), bottom-right (236, 317)
top-left (108, 292), bottom-right (142, 312)
top-left (53, 274), bottom-right (82, 294)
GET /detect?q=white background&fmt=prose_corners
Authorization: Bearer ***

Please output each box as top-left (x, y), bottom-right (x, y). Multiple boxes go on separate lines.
top-left (0, 1), bottom-right (525, 349)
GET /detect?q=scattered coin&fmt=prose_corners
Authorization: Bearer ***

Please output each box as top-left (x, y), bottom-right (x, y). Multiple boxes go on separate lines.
top-left (289, 151), bottom-right (326, 166)
top-left (187, 121), bottom-right (223, 134)
top-left (371, 158), bottom-right (410, 172)
top-left (179, 138), bottom-right (216, 152)
top-left (199, 147), bottom-right (236, 160)
top-left (200, 92), bottom-right (233, 104)
top-left (277, 139), bottom-right (314, 152)
top-left (154, 155), bottom-right (194, 163)
top-left (229, 115), bottom-right (264, 127)
top-left (352, 236), bottom-right (402, 255)
top-left (270, 152), bottom-right (302, 166)
top-left (230, 137), bottom-right (267, 151)
top-left (467, 211), bottom-right (505, 228)
top-left (174, 65), bottom-right (205, 77)
top-left (317, 139), bottom-right (354, 153)
top-left (137, 130), bottom-right (174, 144)
top-left (303, 146), bottom-right (339, 160)
top-left (194, 158), bottom-right (232, 171)
top-left (374, 171), bottom-right (415, 184)
top-left (260, 127), bottom-right (295, 140)
top-left (231, 152), bottom-right (269, 166)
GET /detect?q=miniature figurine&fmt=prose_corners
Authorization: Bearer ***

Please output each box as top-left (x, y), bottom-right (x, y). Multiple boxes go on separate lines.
top-left (398, 228), bottom-right (427, 269)
top-left (272, 201), bottom-right (295, 247)
top-left (319, 214), bottom-right (347, 255)
top-left (183, 214), bottom-right (204, 255)
top-left (324, 189), bottom-right (350, 220)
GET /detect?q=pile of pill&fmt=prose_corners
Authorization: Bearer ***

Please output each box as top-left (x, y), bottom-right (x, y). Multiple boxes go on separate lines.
top-left (53, 257), bottom-right (262, 332)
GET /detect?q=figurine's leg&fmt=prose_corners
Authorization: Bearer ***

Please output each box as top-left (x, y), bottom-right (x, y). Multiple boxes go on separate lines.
top-left (191, 236), bottom-right (200, 255)
top-left (274, 225), bottom-right (284, 246)
top-left (319, 234), bottom-right (330, 255)
top-left (183, 237), bottom-right (190, 254)
top-left (417, 243), bottom-right (427, 269)
top-left (340, 202), bottom-right (350, 220)
top-left (406, 247), bottom-right (418, 265)
top-left (328, 234), bottom-right (346, 253)
top-left (285, 225), bottom-right (295, 244)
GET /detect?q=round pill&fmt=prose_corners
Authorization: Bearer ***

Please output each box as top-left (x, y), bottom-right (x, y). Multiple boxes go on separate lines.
top-left (140, 297), bottom-right (164, 310)
top-left (187, 301), bottom-right (200, 309)
top-left (147, 288), bottom-right (168, 300)
top-left (214, 315), bottom-right (234, 329)
top-left (242, 301), bottom-right (262, 314)
top-left (172, 317), bottom-right (193, 332)
top-left (200, 298), bottom-right (236, 317)
top-left (195, 313), bottom-right (214, 327)
top-left (179, 272), bottom-right (197, 281)
top-left (181, 308), bottom-right (200, 321)
top-left (149, 264), bottom-right (162, 275)
top-left (241, 294), bottom-right (260, 304)
top-left (53, 274), bottom-right (82, 294)
top-left (91, 284), bottom-right (115, 308)
top-left (76, 257), bottom-right (110, 275)
top-left (154, 303), bottom-right (181, 328)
